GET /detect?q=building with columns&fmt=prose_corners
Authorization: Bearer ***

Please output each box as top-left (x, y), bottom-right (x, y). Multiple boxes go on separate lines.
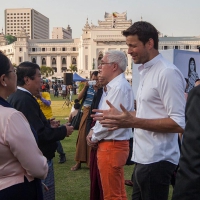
top-left (1, 11), bottom-right (200, 79)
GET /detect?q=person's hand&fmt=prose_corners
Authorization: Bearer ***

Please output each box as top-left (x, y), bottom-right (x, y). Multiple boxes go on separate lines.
top-left (91, 100), bottom-right (121, 122)
top-left (83, 81), bottom-right (88, 87)
top-left (91, 100), bottom-right (135, 130)
top-left (66, 125), bottom-right (74, 137)
top-left (50, 118), bottom-right (60, 128)
top-left (86, 130), bottom-right (98, 148)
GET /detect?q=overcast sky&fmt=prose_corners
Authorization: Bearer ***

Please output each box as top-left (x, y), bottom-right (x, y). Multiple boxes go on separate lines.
top-left (1, 0), bottom-right (200, 38)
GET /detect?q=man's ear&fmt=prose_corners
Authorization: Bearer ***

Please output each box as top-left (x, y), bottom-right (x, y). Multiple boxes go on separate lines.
top-left (0, 74), bottom-right (7, 86)
top-left (147, 38), bottom-right (154, 50)
top-left (24, 76), bottom-right (30, 85)
top-left (113, 63), bottom-right (118, 71)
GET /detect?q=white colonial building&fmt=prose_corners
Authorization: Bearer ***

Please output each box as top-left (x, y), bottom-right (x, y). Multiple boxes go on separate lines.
top-left (1, 11), bottom-right (200, 79)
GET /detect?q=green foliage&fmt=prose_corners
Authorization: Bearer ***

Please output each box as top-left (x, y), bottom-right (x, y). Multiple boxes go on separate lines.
top-left (69, 64), bottom-right (77, 72)
top-left (40, 66), bottom-right (54, 77)
top-left (78, 82), bottom-right (85, 93)
top-left (5, 34), bottom-right (17, 44)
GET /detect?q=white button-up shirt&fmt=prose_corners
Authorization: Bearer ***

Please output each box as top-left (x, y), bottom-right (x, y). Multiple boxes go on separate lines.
top-left (92, 73), bottom-right (134, 141)
top-left (132, 54), bottom-right (186, 165)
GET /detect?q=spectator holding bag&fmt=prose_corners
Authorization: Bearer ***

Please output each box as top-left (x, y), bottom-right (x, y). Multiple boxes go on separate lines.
top-left (71, 71), bottom-right (98, 171)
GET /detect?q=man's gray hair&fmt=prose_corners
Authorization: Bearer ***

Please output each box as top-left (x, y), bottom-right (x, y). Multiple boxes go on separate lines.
top-left (105, 50), bottom-right (127, 72)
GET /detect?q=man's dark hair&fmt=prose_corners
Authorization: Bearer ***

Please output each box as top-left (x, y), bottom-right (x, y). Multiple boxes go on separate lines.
top-left (195, 79), bottom-right (200, 83)
top-left (17, 62), bottom-right (40, 86)
top-left (74, 103), bottom-right (81, 110)
top-left (0, 51), bottom-right (10, 76)
top-left (122, 21), bottom-right (159, 50)
top-left (91, 71), bottom-right (98, 77)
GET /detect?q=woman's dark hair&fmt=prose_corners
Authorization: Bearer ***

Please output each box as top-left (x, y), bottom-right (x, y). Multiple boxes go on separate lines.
top-left (0, 51), bottom-right (10, 76)
top-left (188, 57), bottom-right (196, 76)
top-left (122, 21), bottom-right (159, 50)
top-left (74, 103), bottom-right (81, 110)
top-left (17, 62), bottom-right (40, 86)
top-left (91, 71), bottom-right (98, 77)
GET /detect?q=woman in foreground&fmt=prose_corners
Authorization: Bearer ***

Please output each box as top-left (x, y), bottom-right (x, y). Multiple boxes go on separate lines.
top-left (0, 51), bottom-right (48, 200)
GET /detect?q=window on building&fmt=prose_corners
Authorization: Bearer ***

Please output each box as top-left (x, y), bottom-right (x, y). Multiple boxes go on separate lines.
top-left (32, 58), bottom-right (36, 64)
top-left (42, 58), bottom-right (46, 65)
top-left (62, 48), bottom-right (66, 51)
top-left (32, 48), bottom-right (36, 52)
top-left (174, 46), bottom-right (179, 49)
top-left (164, 46), bottom-right (168, 50)
top-left (62, 58), bottom-right (66, 64)
top-left (42, 48), bottom-right (45, 51)
top-left (73, 47), bottom-right (76, 51)
top-left (85, 55), bottom-right (88, 70)
top-left (52, 48), bottom-right (56, 51)
top-left (72, 57), bottom-right (77, 65)
top-left (185, 45), bottom-right (190, 49)
top-left (52, 58), bottom-right (56, 65)
top-left (19, 47), bottom-right (22, 52)
top-left (19, 57), bottom-right (22, 63)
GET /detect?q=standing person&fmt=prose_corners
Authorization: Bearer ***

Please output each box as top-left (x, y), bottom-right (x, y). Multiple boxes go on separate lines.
top-left (172, 85), bottom-right (200, 200)
top-left (93, 22), bottom-right (186, 200)
top-left (36, 91), bottom-right (66, 164)
top-left (8, 62), bottom-right (73, 200)
top-left (86, 75), bottom-right (108, 200)
top-left (0, 52), bottom-right (48, 200)
top-left (71, 71), bottom-right (98, 171)
top-left (53, 82), bottom-right (58, 97)
top-left (61, 83), bottom-right (67, 99)
top-left (87, 50), bottom-right (134, 200)
top-left (69, 85), bottom-right (73, 102)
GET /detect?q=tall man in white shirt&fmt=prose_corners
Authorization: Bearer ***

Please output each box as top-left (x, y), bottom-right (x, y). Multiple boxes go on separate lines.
top-left (93, 22), bottom-right (186, 200)
top-left (88, 50), bottom-right (134, 200)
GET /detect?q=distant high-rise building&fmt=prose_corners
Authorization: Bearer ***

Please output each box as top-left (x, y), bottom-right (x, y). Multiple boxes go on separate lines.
top-left (52, 25), bottom-right (72, 39)
top-left (5, 8), bottom-right (49, 39)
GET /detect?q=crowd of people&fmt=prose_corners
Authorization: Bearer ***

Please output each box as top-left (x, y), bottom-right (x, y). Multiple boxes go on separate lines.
top-left (0, 20), bottom-right (200, 200)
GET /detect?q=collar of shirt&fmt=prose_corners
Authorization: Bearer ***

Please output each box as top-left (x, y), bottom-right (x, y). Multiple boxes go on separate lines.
top-left (17, 86), bottom-right (32, 95)
top-left (106, 73), bottom-right (125, 93)
top-left (138, 54), bottom-right (162, 75)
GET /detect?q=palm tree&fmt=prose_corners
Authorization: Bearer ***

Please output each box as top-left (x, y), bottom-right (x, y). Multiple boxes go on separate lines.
top-left (68, 64), bottom-right (77, 72)
top-left (40, 66), bottom-right (54, 77)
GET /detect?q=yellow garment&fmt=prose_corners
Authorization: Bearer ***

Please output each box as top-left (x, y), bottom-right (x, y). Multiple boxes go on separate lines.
top-left (37, 92), bottom-right (53, 119)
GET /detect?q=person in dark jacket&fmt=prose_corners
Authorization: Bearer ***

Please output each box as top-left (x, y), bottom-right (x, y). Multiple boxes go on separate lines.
top-left (8, 62), bottom-right (73, 200)
top-left (172, 85), bottom-right (200, 200)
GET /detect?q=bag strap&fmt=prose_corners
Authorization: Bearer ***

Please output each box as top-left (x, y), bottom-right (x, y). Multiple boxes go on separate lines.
top-left (78, 86), bottom-right (88, 112)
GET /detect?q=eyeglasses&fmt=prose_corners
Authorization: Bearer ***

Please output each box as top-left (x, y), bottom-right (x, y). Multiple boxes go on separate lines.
top-left (99, 62), bottom-right (114, 67)
top-left (5, 68), bottom-right (17, 74)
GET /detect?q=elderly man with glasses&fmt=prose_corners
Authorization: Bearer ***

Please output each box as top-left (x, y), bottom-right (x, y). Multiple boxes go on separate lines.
top-left (87, 50), bottom-right (134, 200)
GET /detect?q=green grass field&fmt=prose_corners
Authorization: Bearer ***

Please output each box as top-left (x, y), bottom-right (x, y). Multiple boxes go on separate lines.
top-left (51, 94), bottom-right (173, 200)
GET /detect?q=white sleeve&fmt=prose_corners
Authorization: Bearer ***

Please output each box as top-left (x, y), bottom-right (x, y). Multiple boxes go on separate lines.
top-left (158, 68), bottom-right (186, 129)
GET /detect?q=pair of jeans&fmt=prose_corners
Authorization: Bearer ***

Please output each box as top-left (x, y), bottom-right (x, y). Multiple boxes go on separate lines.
top-left (56, 141), bottom-right (65, 157)
top-left (132, 161), bottom-right (176, 200)
top-left (97, 140), bottom-right (129, 200)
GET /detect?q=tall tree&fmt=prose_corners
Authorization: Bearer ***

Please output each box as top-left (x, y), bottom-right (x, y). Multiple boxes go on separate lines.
top-left (40, 66), bottom-right (54, 77)
top-left (68, 64), bottom-right (77, 72)
top-left (5, 35), bottom-right (17, 44)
